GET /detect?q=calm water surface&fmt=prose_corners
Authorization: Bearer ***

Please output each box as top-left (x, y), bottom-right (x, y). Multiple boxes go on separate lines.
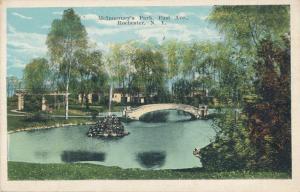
top-left (8, 110), bottom-right (215, 169)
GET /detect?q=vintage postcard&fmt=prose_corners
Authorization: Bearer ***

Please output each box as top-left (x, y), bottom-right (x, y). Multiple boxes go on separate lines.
top-left (1, 0), bottom-right (300, 191)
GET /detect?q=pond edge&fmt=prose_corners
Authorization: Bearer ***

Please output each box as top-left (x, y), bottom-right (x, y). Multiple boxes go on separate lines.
top-left (7, 122), bottom-right (95, 134)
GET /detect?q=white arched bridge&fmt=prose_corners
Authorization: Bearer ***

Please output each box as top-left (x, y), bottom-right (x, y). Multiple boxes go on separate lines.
top-left (123, 103), bottom-right (208, 120)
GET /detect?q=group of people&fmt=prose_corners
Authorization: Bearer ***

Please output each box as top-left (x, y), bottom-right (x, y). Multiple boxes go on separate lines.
top-left (87, 115), bottom-right (127, 137)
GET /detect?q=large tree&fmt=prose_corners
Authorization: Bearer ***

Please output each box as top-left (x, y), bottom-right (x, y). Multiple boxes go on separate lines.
top-left (109, 44), bottom-right (128, 90)
top-left (209, 5), bottom-right (289, 51)
top-left (201, 5), bottom-right (291, 171)
top-left (161, 40), bottom-right (181, 80)
top-left (74, 50), bottom-right (106, 108)
top-left (46, 8), bottom-right (88, 119)
top-left (132, 49), bottom-right (166, 101)
top-left (245, 35), bottom-right (291, 170)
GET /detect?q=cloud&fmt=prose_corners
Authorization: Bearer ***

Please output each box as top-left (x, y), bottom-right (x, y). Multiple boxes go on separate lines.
top-left (8, 25), bottom-right (47, 55)
top-left (12, 12), bottom-right (32, 20)
top-left (41, 25), bottom-right (50, 29)
top-left (134, 23), bottom-right (185, 42)
top-left (199, 15), bottom-right (208, 20)
top-left (143, 12), bottom-right (152, 16)
top-left (135, 23), bottom-right (221, 43)
top-left (86, 26), bottom-right (128, 38)
top-left (7, 25), bottom-right (47, 72)
top-left (7, 57), bottom-right (26, 69)
top-left (85, 14), bottom-right (221, 50)
top-left (85, 26), bottom-right (128, 52)
top-left (156, 13), bottom-right (169, 17)
top-left (8, 24), bottom-right (16, 33)
top-left (89, 41), bottom-right (109, 53)
top-left (80, 14), bottom-right (98, 21)
top-left (52, 11), bottom-right (62, 15)
top-left (177, 12), bottom-right (194, 17)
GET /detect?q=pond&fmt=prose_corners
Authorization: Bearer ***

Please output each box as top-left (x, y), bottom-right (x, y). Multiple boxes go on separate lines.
top-left (8, 110), bottom-right (216, 170)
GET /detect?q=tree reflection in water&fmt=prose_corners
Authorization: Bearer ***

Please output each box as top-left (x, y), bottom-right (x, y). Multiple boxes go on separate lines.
top-left (136, 151), bottom-right (166, 168)
top-left (61, 151), bottom-right (106, 163)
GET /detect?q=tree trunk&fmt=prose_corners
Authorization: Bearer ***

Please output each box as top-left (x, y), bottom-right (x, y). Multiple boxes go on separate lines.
top-left (65, 84), bottom-right (69, 120)
top-left (85, 93), bottom-right (89, 109)
top-left (54, 94), bottom-right (57, 109)
top-left (98, 93), bottom-right (101, 103)
top-left (81, 93), bottom-right (84, 108)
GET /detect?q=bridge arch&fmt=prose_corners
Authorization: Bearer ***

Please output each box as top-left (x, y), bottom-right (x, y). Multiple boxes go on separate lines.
top-left (123, 103), bottom-right (208, 120)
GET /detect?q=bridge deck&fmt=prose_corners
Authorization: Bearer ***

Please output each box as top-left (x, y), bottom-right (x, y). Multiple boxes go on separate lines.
top-left (124, 103), bottom-right (207, 120)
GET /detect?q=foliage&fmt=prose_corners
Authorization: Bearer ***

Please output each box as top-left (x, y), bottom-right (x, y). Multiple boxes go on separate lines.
top-left (46, 8), bottom-right (88, 70)
top-left (200, 5), bottom-right (290, 171)
top-left (46, 8), bottom-right (88, 119)
top-left (23, 58), bottom-right (51, 93)
top-left (108, 43), bottom-right (130, 88)
top-left (244, 35), bottom-right (291, 170)
top-left (25, 112), bottom-right (53, 122)
top-left (23, 95), bottom-right (43, 112)
top-left (73, 50), bottom-right (107, 109)
top-left (172, 79), bottom-right (192, 103)
top-left (209, 5), bottom-right (289, 50)
top-left (131, 48), bottom-right (167, 97)
top-left (7, 95), bottom-right (18, 107)
top-left (201, 109), bottom-right (256, 171)
top-left (7, 76), bottom-right (22, 97)
top-left (161, 40), bottom-right (184, 80)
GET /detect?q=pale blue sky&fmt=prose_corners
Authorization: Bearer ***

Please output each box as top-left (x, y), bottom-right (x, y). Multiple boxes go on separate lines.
top-left (7, 6), bottom-right (221, 78)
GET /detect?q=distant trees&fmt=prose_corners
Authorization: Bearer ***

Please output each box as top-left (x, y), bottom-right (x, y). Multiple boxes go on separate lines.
top-left (172, 79), bottom-right (192, 103)
top-left (109, 44), bottom-right (128, 90)
top-left (74, 50), bottom-right (106, 109)
top-left (132, 49), bottom-right (166, 100)
top-left (161, 40), bottom-right (184, 84)
top-left (7, 76), bottom-right (22, 97)
top-left (23, 58), bottom-right (51, 94)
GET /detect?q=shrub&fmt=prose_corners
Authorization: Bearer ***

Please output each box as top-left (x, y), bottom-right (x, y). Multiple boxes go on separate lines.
top-left (24, 95), bottom-right (42, 112)
top-left (25, 112), bottom-right (52, 122)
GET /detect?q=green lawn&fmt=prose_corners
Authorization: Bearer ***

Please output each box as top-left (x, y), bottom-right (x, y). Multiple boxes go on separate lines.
top-left (6, 102), bottom-right (125, 132)
top-left (8, 162), bottom-right (291, 180)
top-left (7, 116), bottom-right (94, 132)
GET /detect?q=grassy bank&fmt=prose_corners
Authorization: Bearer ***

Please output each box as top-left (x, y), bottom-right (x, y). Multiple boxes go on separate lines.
top-left (7, 116), bottom-right (95, 132)
top-left (8, 162), bottom-right (291, 180)
top-left (7, 103), bottom-right (124, 132)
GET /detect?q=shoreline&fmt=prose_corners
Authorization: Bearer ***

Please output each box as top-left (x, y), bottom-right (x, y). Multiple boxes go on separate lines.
top-left (8, 121), bottom-right (95, 134)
